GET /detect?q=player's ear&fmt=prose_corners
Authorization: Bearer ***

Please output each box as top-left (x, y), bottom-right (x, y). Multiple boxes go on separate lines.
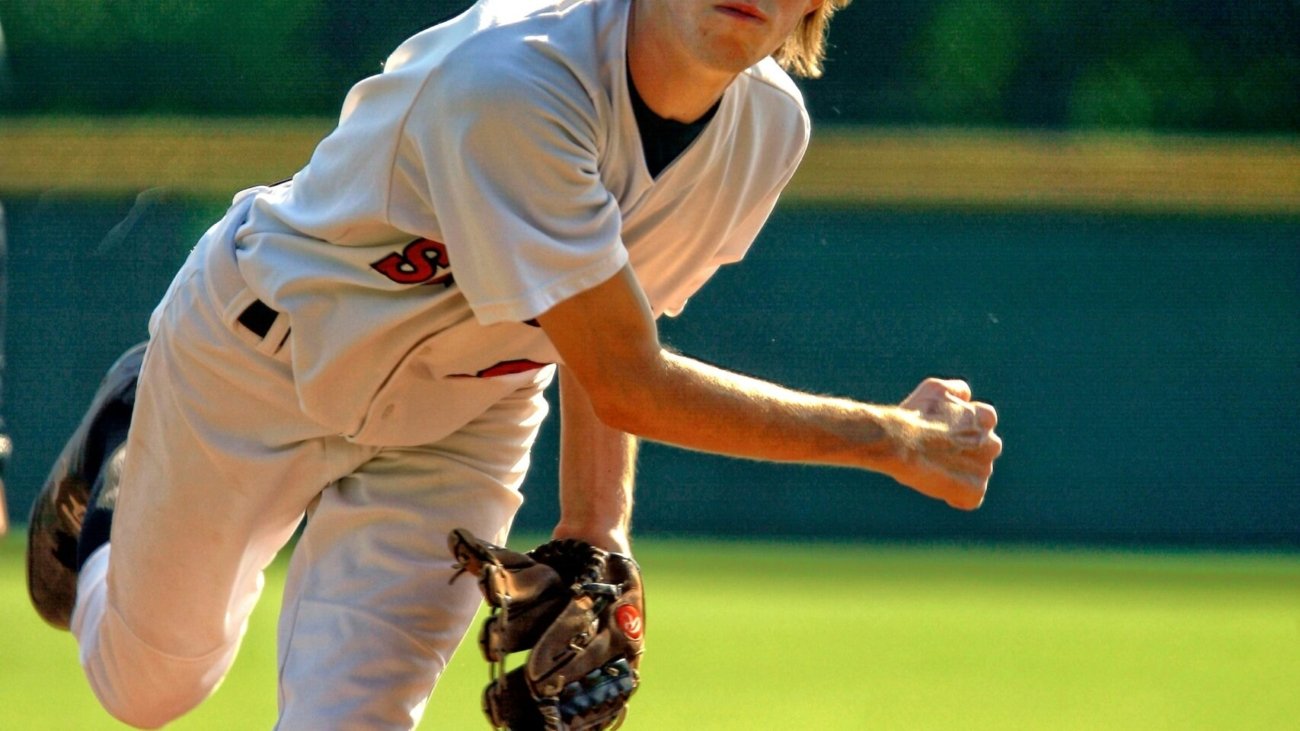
top-left (804, 0), bottom-right (825, 15)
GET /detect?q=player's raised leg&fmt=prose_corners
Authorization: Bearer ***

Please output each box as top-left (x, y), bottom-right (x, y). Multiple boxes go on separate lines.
top-left (31, 214), bottom-right (374, 727)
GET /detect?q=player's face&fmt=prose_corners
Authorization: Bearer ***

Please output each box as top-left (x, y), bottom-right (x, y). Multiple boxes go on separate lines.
top-left (666, 0), bottom-right (824, 74)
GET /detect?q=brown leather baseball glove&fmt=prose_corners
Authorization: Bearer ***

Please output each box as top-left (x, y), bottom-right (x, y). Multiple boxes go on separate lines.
top-left (449, 528), bottom-right (645, 731)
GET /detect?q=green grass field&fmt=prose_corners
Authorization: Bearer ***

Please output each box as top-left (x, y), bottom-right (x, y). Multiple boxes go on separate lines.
top-left (2, 531), bottom-right (1296, 730)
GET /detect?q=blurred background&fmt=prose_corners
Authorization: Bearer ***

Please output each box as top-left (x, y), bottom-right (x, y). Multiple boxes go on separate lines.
top-left (0, 2), bottom-right (1297, 729)
top-left (1, 0), bottom-right (1298, 131)
top-left (0, 0), bottom-right (1297, 546)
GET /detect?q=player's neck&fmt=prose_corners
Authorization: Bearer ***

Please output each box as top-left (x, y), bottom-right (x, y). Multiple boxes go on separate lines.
top-left (627, 0), bottom-right (736, 123)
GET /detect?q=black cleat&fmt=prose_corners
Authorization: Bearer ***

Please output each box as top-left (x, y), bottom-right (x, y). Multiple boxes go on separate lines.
top-left (26, 342), bottom-right (146, 630)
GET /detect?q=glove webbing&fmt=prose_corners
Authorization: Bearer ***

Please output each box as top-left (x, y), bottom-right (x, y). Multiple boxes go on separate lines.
top-left (529, 539), bottom-right (607, 591)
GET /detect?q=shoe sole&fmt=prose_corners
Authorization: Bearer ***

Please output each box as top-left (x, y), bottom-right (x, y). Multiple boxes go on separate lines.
top-left (27, 342), bottom-right (147, 630)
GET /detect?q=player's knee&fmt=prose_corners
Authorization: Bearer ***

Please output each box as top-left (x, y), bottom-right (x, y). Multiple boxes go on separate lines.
top-left (91, 676), bottom-right (211, 730)
top-left (83, 632), bottom-right (227, 729)
top-left (104, 706), bottom-right (171, 730)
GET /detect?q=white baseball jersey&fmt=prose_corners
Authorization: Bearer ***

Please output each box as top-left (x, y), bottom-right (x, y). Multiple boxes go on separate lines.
top-left (234, 0), bottom-right (811, 446)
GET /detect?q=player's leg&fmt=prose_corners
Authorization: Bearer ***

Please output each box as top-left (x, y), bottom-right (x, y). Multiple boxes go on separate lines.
top-left (69, 329), bottom-right (373, 727)
top-left (275, 375), bottom-right (552, 730)
top-left (60, 233), bottom-right (375, 727)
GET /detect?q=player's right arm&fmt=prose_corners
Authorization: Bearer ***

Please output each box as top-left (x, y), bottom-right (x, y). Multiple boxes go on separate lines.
top-left (537, 265), bottom-right (1002, 510)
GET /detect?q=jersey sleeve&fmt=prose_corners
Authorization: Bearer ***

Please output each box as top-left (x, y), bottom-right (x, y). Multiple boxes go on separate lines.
top-left (404, 43), bottom-right (628, 325)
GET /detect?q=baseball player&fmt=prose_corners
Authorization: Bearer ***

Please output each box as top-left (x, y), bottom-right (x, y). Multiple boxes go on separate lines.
top-left (27, 0), bottom-right (1002, 728)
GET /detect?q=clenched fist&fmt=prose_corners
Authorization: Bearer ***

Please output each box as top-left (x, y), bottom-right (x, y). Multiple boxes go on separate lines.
top-left (888, 378), bottom-right (1002, 510)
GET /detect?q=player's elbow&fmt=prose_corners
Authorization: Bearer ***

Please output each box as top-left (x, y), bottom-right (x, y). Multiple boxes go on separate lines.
top-left (585, 382), bottom-right (649, 435)
top-left (580, 362), bottom-right (666, 437)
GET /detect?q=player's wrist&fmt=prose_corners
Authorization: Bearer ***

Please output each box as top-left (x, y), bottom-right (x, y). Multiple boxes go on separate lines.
top-left (851, 404), bottom-right (922, 475)
top-left (551, 522), bottom-right (632, 555)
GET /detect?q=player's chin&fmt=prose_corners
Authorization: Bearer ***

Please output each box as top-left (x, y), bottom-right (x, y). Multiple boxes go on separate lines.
top-left (694, 34), bottom-right (770, 73)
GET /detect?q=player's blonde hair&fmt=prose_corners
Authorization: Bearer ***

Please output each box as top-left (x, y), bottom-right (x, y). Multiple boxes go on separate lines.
top-left (774, 0), bottom-right (853, 79)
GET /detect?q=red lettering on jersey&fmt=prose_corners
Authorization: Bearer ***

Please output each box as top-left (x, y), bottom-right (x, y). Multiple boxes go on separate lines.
top-left (475, 359), bottom-right (550, 378)
top-left (370, 238), bottom-right (452, 286)
top-left (449, 359), bottom-right (551, 379)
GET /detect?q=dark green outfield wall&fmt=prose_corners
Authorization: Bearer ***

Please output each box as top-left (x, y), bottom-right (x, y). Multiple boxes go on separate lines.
top-left (2, 195), bottom-right (1297, 547)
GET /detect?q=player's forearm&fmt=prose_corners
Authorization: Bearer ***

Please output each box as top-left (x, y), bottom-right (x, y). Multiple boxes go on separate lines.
top-left (553, 366), bottom-right (638, 554)
top-left (593, 350), bottom-right (905, 472)
top-left (539, 265), bottom-right (907, 476)
top-left (540, 266), bottom-right (998, 509)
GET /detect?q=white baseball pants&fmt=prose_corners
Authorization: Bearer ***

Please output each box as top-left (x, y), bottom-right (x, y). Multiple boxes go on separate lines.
top-left (70, 212), bottom-right (551, 729)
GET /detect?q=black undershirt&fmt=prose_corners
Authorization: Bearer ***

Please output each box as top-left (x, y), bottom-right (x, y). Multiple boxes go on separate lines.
top-left (628, 71), bottom-right (720, 178)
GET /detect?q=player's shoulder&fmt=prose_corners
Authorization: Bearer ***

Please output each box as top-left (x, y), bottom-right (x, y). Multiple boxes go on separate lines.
top-left (432, 0), bottom-right (612, 108)
top-left (732, 57), bottom-right (811, 153)
top-left (451, 0), bottom-right (612, 68)
top-left (739, 57), bottom-right (808, 115)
